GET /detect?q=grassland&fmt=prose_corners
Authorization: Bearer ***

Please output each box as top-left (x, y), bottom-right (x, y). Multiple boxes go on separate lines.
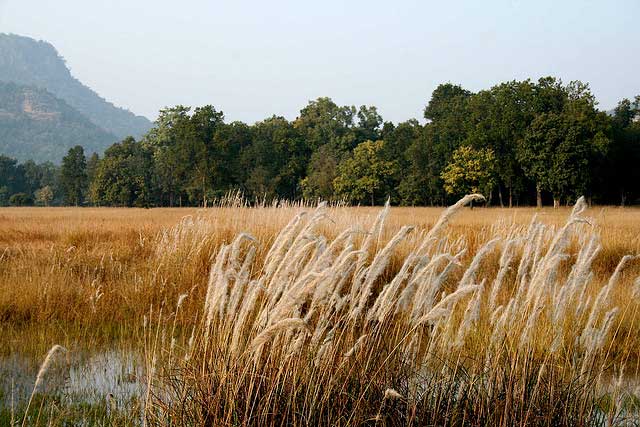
top-left (1, 201), bottom-right (640, 425)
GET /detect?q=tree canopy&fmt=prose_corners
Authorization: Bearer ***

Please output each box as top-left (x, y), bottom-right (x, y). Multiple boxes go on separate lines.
top-left (0, 77), bottom-right (638, 208)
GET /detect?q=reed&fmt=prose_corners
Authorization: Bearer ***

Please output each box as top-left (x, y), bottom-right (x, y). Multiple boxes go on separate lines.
top-left (146, 197), bottom-right (640, 426)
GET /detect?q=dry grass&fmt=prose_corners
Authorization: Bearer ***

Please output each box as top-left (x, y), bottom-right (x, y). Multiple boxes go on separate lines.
top-left (2, 203), bottom-right (640, 425)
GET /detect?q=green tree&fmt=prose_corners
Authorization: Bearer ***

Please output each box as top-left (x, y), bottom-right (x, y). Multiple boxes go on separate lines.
top-left (9, 192), bottom-right (32, 206)
top-left (516, 81), bottom-right (610, 208)
top-left (86, 153), bottom-right (100, 186)
top-left (90, 138), bottom-right (153, 207)
top-left (604, 97), bottom-right (640, 205)
top-left (294, 97), bottom-right (357, 152)
top-left (301, 144), bottom-right (342, 200)
top-left (143, 106), bottom-right (192, 206)
top-left (441, 145), bottom-right (496, 200)
top-left (465, 80), bottom-right (536, 206)
top-left (0, 155), bottom-right (26, 196)
top-left (398, 126), bottom-right (442, 206)
top-left (60, 145), bottom-right (87, 206)
top-left (333, 140), bottom-right (396, 205)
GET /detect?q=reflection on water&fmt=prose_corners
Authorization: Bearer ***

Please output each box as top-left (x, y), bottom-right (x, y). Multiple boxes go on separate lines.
top-left (0, 349), bottom-right (144, 409)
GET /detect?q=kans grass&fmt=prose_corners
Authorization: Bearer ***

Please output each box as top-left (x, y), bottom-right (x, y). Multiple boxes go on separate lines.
top-left (1, 197), bottom-right (640, 425)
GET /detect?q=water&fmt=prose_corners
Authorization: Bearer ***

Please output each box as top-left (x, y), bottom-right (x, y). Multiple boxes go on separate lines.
top-left (0, 349), bottom-right (145, 412)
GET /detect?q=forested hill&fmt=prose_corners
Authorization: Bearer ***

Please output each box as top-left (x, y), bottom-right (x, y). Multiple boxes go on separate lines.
top-left (0, 33), bottom-right (151, 139)
top-left (0, 81), bottom-right (117, 162)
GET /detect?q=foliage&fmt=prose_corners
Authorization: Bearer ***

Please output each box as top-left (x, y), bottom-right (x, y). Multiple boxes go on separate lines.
top-left (9, 192), bottom-right (32, 206)
top-left (90, 137), bottom-right (153, 207)
top-left (301, 144), bottom-right (342, 200)
top-left (60, 145), bottom-right (88, 206)
top-left (0, 76), bottom-right (638, 206)
top-left (441, 145), bottom-right (496, 197)
top-left (333, 140), bottom-right (396, 205)
top-left (34, 185), bottom-right (54, 206)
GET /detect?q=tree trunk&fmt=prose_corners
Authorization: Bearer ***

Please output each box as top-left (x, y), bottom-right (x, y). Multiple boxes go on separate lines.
top-left (553, 197), bottom-right (560, 209)
top-left (202, 176), bottom-right (207, 208)
top-left (536, 185), bottom-right (542, 209)
top-left (621, 191), bottom-right (626, 207)
top-left (509, 187), bottom-right (513, 208)
top-left (370, 191), bottom-right (375, 207)
top-left (498, 186), bottom-right (504, 208)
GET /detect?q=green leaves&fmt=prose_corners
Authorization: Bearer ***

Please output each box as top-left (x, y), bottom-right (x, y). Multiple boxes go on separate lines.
top-left (334, 140), bottom-right (397, 205)
top-left (441, 145), bottom-right (496, 198)
top-left (60, 146), bottom-right (88, 206)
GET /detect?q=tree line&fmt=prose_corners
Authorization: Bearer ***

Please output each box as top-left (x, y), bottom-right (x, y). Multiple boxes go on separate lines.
top-left (1, 77), bottom-right (639, 207)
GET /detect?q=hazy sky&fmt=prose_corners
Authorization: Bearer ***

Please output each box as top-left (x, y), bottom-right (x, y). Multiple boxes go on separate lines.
top-left (0, 0), bottom-right (638, 123)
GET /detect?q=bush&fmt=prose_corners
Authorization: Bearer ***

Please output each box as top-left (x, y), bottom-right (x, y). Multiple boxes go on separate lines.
top-left (9, 192), bottom-right (33, 206)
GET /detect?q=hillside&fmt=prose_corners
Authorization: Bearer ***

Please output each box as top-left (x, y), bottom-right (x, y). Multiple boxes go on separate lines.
top-left (0, 81), bottom-right (117, 162)
top-left (0, 33), bottom-right (152, 139)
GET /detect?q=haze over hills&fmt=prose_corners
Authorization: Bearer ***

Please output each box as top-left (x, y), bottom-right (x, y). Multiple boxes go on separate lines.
top-left (0, 81), bottom-right (117, 162)
top-left (0, 33), bottom-right (152, 162)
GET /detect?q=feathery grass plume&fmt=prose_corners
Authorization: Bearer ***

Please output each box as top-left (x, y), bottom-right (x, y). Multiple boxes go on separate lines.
top-left (33, 345), bottom-right (67, 393)
top-left (415, 285), bottom-right (480, 326)
top-left (22, 345), bottom-right (67, 427)
top-left (359, 198), bottom-right (390, 260)
top-left (250, 317), bottom-right (309, 351)
top-left (457, 238), bottom-right (499, 289)
top-left (352, 225), bottom-right (414, 320)
top-left (424, 193), bottom-right (485, 242)
top-left (488, 238), bottom-right (519, 309)
top-left (227, 246), bottom-right (256, 319)
top-left (580, 255), bottom-right (638, 349)
top-left (383, 388), bottom-right (403, 400)
top-left (454, 280), bottom-right (485, 348)
top-left (343, 334), bottom-right (369, 358)
top-left (369, 253), bottom-right (421, 322)
top-left (204, 243), bottom-right (230, 332)
top-left (408, 250), bottom-right (466, 321)
top-left (632, 276), bottom-right (640, 299)
top-left (140, 195), bottom-right (640, 426)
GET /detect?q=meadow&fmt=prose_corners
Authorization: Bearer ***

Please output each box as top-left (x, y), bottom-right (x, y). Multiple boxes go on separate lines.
top-left (1, 198), bottom-right (640, 426)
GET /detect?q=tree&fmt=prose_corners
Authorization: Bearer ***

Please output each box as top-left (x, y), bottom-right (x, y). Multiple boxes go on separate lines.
top-left (35, 185), bottom-right (54, 206)
top-left (441, 145), bottom-right (496, 201)
top-left (333, 140), bottom-right (396, 205)
top-left (515, 80), bottom-right (610, 208)
top-left (465, 80), bottom-right (536, 206)
top-left (605, 97), bottom-right (640, 205)
top-left (9, 192), bottom-right (32, 206)
top-left (60, 145), bottom-right (88, 206)
top-left (301, 144), bottom-right (342, 200)
top-left (383, 120), bottom-right (422, 203)
top-left (355, 105), bottom-right (383, 143)
top-left (398, 126), bottom-right (442, 206)
top-left (90, 138), bottom-right (153, 207)
top-left (0, 155), bottom-right (26, 196)
top-left (243, 116), bottom-right (304, 200)
top-left (422, 84), bottom-right (474, 204)
top-left (86, 153), bottom-right (100, 185)
top-left (294, 97), bottom-right (357, 152)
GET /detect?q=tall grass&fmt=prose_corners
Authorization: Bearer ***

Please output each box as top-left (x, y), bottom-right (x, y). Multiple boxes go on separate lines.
top-left (145, 196), bottom-right (640, 426)
top-left (2, 201), bottom-right (640, 425)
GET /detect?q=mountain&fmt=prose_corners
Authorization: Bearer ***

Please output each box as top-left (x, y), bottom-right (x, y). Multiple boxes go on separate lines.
top-left (0, 33), bottom-right (152, 140)
top-left (0, 81), bottom-right (117, 162)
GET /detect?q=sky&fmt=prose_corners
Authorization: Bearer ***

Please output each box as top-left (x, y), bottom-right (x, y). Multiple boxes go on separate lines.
top-left (0, 0), bottom-right (638, 123)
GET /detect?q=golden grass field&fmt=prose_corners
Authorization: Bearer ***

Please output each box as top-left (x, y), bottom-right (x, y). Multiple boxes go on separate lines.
top-left (2, 201), bottom-right (640, 425)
